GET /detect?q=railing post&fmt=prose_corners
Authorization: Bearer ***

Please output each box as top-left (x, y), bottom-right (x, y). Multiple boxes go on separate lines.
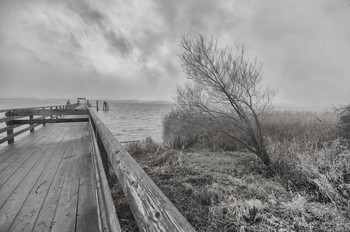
top-left (29, 115), bottom-right (34, 132)
top-left (96, 100), bottom-right (99, 111)
top-left (55, 106), bottom-right (58, 118)
top-left (5, 111), bottom-right (14, 144)
top-left (42, 107), bottom-right (46, 126)
top-left (50, 107), bottom-right (53, 119)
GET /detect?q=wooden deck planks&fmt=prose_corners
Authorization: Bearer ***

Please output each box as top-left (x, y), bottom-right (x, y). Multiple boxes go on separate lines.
top-left (0, 122), bottom-right (102, 232)
top-left (0, 123), bottom-right (56, 164)
top-left (50, 125), bottom-right (85, 232)
top-left (76, 126), bottom-right (99, 232)
top-left (0, 124), bottom-right (64, 186)
top-left (31, 125), bottom-right (80, 232)
top-left (0, 126), bottom-right (67, 209)
top-left (8, 126), bottom-right (74, 232)
top-left (0, 123), bottom-right (50, 157)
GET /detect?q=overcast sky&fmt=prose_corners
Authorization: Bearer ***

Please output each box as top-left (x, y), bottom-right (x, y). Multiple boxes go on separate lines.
top-left (0, 0), bottom-right (349, 106)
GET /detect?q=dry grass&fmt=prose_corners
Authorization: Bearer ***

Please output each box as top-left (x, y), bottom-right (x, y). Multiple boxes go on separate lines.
top-left (110, 110), bottom-right (350, 231)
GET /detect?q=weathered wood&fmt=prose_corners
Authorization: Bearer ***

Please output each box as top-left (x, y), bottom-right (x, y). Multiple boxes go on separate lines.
top-left (32, 126), bottom-right (79, 232)
top-left (0, 122), bottom-right (56, 158)
top-left (5, 112), bottom-right (14, 144)
top-left (0, 125), bottom-right (64, 188)
top-left (11, 108), bottom-right (88, 117)
top-left (12, 117), bottom-right (89, 124)
top-left (97, 133), bottom-right (110, 180)
top-left (0, 124), bottom-right (59, 173)
top-left (0, 125), bottom-right (21, 134)
top-left (76, 127), bottom-right (100, 232)
top-left (89, 122), bottom-right (121, 232)
top-left (0, 124), bottom-right (41, 144)
top-left (50, 127), bottom-right (83, 232)
top-left (29, 115), bottom-right (34, 132)
top-left (0, 116), bottom-right (25, 124)
top-left (42, 108), bottom-right (46, 126)
top-left (8, 127), bottom-right (71, 232)
top-left (88, 108), bottom-right (196, 232)
top-left (0, 127), bottom-right (68, 231)
top-left (0, 104), bottom-right (69, 113)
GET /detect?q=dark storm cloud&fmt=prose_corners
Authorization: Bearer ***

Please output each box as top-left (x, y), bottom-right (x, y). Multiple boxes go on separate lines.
top-left (62, 0), bottom-right (133, 56)
top-left (104, 30), bottom-right (132, 56)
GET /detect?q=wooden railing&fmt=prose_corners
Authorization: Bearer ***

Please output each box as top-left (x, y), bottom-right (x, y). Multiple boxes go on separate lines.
top-left (88, 108), bottom-right (195, 232)
top-left (0, 102), bottom-right (85, 145)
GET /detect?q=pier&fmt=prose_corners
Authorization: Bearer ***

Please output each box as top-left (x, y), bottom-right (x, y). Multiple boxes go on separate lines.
top-left (0, 99), bottom-right (195, 232)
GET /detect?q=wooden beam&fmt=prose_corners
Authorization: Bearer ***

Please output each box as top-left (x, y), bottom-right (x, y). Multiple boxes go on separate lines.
top-left (88, 108), bottom-right (195, 232)
top-left (89, 122), bottom-right (121, 232)
top-left (42, 108), bottom-right (46, 126)
top-left (13, 118), bottom-right (89, 124)
top-left (0, 125), bottom-right (21, 134)
top-left (11, 109), bottom-right (88, 117)
top-left (0, 105), bottom-right (66, 113)
top-left (0, 124), bottom-right (41, 144)
top-left (0, 116), bottom-right (26, 124)
top-left (29, 115), bottom-right (34, 132)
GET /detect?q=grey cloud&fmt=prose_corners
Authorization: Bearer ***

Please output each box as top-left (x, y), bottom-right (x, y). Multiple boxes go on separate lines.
top-left (61, 0), bottom-right (133, 56)
top-left (104, 30), bottom-right (132, 56)
top-left (63, 0), bottom-right (106, 26)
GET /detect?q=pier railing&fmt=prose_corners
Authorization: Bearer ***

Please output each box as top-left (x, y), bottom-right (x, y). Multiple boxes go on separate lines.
top-left (0, 102), bottom-right (84, 145)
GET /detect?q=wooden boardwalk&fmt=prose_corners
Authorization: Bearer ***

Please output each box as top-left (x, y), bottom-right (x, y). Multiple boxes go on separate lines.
top-left (0, 100), bottom-right (195, 232)
top-left (0, 121), bottom-right (99, 232)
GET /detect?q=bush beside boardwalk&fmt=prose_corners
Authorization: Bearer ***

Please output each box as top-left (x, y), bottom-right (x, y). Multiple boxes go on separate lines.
top-left (109, 110), bottom-right (350, 231)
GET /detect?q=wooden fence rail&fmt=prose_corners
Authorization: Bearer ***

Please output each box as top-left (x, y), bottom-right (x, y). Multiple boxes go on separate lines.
top-left (0, 102), bottom-right (82, 145)
top-left (88, 108), bottom-right (196, 232)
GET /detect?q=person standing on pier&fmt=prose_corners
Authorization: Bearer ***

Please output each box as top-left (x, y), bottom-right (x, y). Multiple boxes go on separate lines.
top-left (66, 100), bottom-right (71, 109)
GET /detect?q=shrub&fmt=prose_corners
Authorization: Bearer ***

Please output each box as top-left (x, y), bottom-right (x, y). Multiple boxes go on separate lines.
top-left (338, 105), bottom-right (350, 139)
top-left (125, 137), bottom-right (162, 157)
top-left (162, 110), bottom-right (244, 151)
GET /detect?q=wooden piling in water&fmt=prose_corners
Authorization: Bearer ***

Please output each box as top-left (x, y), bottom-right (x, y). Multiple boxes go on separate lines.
top-left (103, 101), bottom-right (109, 111)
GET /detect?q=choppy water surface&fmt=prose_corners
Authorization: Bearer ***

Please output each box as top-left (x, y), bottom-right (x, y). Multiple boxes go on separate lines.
top-left (95, 101), bottom-right (173, 142)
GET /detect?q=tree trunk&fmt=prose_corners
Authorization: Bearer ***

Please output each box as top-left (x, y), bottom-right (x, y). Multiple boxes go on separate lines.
top-left (256, 147), bottom-right (271, 166)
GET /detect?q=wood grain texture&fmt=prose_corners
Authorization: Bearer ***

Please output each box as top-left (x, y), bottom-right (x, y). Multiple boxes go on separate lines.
top-left (0, 124), bottom-right (41, 144)
top-left (13, 117), bottom-right (89, 124)
top-left (0, 121), bottom-right (104, 231)
top-left (89, 108), bottom-right (196, 232)
top-left (89, 122), bottom-right (121, 232)
top-left (11, 108), bottom-right (88, 117)
top-left (0, 126), bottom-right (68, 231)
top-left (76, 126), bottom-right (100, 232)
top-left (8, 126), bottom-right (71, 232)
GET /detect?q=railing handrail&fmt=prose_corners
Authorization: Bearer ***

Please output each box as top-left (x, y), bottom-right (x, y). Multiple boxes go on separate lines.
top-left (88, 107), bottom-right (196, 232)
top-left (0, 104), bottom-right (69, 113)
top-left (0, 102), bottom-right (85, 145)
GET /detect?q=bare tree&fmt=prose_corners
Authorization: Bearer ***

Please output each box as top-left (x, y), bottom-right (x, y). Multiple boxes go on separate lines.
top-left (176, 34), bottom-right (275, 166)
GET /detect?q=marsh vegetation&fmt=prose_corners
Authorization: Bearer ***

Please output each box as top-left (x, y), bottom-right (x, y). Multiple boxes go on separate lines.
top-left (109, 109), bottom-right (350, 231)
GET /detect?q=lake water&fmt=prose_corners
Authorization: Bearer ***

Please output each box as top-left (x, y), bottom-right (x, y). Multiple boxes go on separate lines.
top-left (94, 101), bottom-right (173, 142)
top-left (0, 99), bottom-right (173, 147)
